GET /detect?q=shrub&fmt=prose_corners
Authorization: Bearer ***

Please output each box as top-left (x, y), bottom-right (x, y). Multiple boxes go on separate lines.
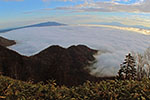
top-left (0, 75), bottom-right (150, 100)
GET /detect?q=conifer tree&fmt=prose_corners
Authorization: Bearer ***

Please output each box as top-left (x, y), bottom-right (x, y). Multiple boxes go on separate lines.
top-left (118, 53), bottom-right (137, 80)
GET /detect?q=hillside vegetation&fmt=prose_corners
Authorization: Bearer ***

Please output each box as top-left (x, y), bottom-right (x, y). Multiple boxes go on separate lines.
top-left (0, 75), bottom-right (150, 100)
top-left (0, 45), bottom-right (98, 86)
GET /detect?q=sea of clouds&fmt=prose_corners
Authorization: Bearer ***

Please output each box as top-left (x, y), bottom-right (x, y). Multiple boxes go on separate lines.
top-left (1, 25), bottom-right (150, 76)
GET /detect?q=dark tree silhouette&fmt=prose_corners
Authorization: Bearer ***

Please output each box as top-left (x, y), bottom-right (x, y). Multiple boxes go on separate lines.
top-left (118, 53), bottom-right (137, 80)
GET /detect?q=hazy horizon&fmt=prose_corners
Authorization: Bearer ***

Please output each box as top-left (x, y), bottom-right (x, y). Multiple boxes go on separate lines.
top-left (1, 0), bottom-right (150, 29)
top-left (1, 25), bottom-right (150, 76)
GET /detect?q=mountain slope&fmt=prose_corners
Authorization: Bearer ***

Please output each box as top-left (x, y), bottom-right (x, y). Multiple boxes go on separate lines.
top-left (94, 22), bottom-right (150, 29)
top-left (0, 22), bottom-right (66, 33)
top-left (0, 36), bottom-right (16, 47)
top-left (0, 45), bottom-right (98, 86)
top-left (24, 22), bottom-right (66, 28)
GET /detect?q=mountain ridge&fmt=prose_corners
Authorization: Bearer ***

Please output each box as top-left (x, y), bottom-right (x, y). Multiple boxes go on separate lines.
top-left (0, 22), bottom-right (66, 33)
top-left (0, 36), bottom-right (16, 47)
top-left (0, 44), bottom-right (99, 86)
top-left (91, 22), bottom-right (150, 29)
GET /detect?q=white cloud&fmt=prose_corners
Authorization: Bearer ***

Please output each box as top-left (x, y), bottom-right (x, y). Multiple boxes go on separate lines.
top-left (1, 25), bottom-right (150, 76)
top-left (54, 0), bottom-right (150, 13)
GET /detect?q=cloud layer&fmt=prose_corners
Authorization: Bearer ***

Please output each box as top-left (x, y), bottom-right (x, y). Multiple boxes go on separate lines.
top-left (2, 0), bottom-right (150, 13)
top-left (1, 25), bottom-right (150, 76)
top-left (54, 0), bottom-right (150, 13)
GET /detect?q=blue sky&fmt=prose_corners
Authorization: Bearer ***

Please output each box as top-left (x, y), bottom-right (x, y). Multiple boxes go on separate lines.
top-left (0, 0), bottom-right (150, 29)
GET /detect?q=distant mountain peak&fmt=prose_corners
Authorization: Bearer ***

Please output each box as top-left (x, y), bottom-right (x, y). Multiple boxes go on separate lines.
top-left (0, 21), bottom-right (66, 33)
top-left (25, 21), bottom-right (66, 27)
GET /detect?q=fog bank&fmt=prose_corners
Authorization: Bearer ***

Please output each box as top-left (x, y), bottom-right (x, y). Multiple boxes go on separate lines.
top-left (1, 25), bottom-right (150, 76)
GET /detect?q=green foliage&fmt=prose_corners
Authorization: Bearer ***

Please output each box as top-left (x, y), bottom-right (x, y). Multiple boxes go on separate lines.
top-left (118, 53), bottom-right (137, 80)
top-left (0, 75), bottom-right (150, 100)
